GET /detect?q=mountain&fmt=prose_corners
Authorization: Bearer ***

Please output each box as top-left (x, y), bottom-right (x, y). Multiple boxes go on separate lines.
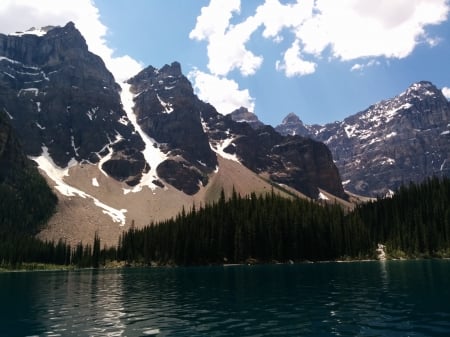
top-left (126, 62), bottom-right (217, 195)
top-left (230, 107), bottom-right (264, 130)
top-left (276, 81), bottom-right (450, 197)
top-left (0, 23), bottom-right (347, 245)
top-left (0, 22), bottom-right (146, 186)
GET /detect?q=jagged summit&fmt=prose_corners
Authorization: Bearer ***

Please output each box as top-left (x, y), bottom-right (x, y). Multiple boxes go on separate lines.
top-left (0, 21), bottom-right (145, 182)
top-left (275, 112), bottom-right (311, 136)
top-left (276, 81), bottom-right (450, 197)
top-left (230, 107), bottom-right (264, 129)
top-left (280, 112), bottom-right (302, 125)
top-left (404, 80), bottom-right (442, 97)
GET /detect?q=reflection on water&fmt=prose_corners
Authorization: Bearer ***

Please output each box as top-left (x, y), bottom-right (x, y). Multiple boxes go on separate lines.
top-left (0, 260), bottom-right (450, 336)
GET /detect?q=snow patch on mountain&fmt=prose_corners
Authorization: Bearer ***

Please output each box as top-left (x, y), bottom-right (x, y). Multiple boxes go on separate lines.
top-left (10, 26), bottom-right (51, 37)
top-left (18, 88), bottom-right (39, 97)
top-left (156, 94), bottom-right (174, 114)
top-left (201, 118), bottom-right (240, 163)
top-left (30, 146), bottom-right (127, 225)
top-left (120, 83), bottom-right (168, 192)
top-left (212, 135), bottom-right (240, 163)
top-left (3, 108), bottom-right (13, 120)
top-left (97, 133), bottom-right (124, 177)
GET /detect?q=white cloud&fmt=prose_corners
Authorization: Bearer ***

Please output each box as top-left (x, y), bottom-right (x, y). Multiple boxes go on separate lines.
top-left (297, 0), bottom-right (450, 61)
top-left (442, 87), bottom-right (450, 100)
top-left (190, 0), bottom-right (449, 116)
top-left (190, 0), bottom-right (262, 76)
top-left (350, 59), bottom-right (380, 72)
top-left (0, 0), bottom-right (142, 82)
top-left (192, 0), bottom-right (449, 77)
top-left (189, 0), bottom-right (240, 41)
top-left (350, 63), bottom-right (363, 72)
top-left (188, 69), bottom-right (255, 115)
top-left (276, 40), bottom-right (316, 77)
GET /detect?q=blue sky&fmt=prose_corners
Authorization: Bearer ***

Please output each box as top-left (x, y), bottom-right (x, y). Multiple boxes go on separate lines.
top-left (1, 0), bottom-right (450, 126)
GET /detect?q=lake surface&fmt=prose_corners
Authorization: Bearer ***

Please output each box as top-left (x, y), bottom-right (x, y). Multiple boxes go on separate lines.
top-left (1, 260), bottom-right (449, 336)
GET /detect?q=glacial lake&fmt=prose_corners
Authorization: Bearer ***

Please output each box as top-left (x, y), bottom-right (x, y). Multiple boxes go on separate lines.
top-left (1, 260), bottom-right (449, 336)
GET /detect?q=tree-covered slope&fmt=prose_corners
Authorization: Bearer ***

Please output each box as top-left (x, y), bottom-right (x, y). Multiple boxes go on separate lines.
top-left (0, 111), bottom-right (57, 235)
top-left (117, 177), bottom-right (450, 265)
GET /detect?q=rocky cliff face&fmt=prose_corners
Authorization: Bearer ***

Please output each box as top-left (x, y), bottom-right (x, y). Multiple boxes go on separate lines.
top-left (202, 110), bottom-right (346, 199)
top-left (126, 62), bottom-right (218, 195)
top-left (276, 81), bottom-right (450, 197)
top-left (0, 22), bottom-right (346, 200)
top-left (0, 22), bottom-right (146, 186)
top-left (230, 107), bottom-right (264, 130)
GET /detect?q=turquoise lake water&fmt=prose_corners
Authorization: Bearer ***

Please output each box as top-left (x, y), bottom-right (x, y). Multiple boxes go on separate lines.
top-left (0, 260), bottom-right (449, 336)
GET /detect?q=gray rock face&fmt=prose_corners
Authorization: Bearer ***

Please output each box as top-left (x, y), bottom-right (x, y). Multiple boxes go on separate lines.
top-left (127, 62), bottom-right (346, 198)
top-left (202, 113), bottom-right (347, 199)
top-left (127, 62), bottom-right (218, 195)
top-left (230, 107), bottom-right (264, 130)
top-left (0, 22), bottom-right (147, 186)
top-left (276, 81), bottom-right (450, 197)
top-left (0, 22), bottom-right (347, 199)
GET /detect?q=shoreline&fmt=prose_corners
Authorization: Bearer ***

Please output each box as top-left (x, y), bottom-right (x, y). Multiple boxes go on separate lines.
top-left (3, 255), bottom-right (450, 273)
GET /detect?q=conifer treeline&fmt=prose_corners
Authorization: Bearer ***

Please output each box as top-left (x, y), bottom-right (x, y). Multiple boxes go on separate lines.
top-left (117, 189), bottom-right (371, 265)
top-left (0, 232), bottom-right (109, 268)
top-left (0, 167), bottom-right (57, 235)
top-left (1, 177), bottom-right (450, 268)
top-left (116, 177), bottom-right (450, 264)
top-left (353, 177), bottom-right (450, 257)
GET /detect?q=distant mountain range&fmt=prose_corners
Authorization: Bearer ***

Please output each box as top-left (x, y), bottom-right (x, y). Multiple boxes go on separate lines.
top-left (275, 81), bottom-right (450, 197)
top-left (0, 22), bottom-right (345, 245)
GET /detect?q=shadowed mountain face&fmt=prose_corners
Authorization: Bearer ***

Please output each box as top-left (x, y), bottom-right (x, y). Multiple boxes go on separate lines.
top-left (127, 62), bottom-right (218, 195)
top-left (0, 22), bottom-right (346, 199)
top-left (0, 22), bottom-right (146, 186)
top-left (127, 63), bottom-right (346, 198)
top-left (276, 81), bottom-right (450, 197)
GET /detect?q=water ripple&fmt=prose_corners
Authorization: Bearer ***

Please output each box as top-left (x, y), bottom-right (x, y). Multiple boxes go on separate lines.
top-left (1, 260), bottom-right (450, 336)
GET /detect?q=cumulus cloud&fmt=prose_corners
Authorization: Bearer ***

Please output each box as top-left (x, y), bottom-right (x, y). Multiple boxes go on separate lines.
top-left (276, 40), bottom-right (316, 77)
top-left (188, 69), bottom-right (255, 115)
top-left (192, 0), bottom-right (449, 77)
top-left (190, 0), bottom-right (262, 76)
top-left (442, 87), bottom-right (450, 100)
top-left (297, 0), bottom-right (449, 61)
top-left (190, 0), bottom-right (449, 114)
top-left (0, 0), bottom-right (142, 82)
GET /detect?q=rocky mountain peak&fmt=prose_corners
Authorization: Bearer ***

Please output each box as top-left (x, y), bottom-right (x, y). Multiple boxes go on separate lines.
top-left (275, 112), bottom-right (311, 137)
top-left (127, 62), bottom-right (218, 194)
top-left (0, 22), bottom-right (146, 185)
top-left (404, 81), bottom-right (440, 97)
top-left (281, 112), bottom-right (302, 125)
top-left (160, 61), bottom-right (182, 77)
top-left (276, 80), bottom-right (450, 197)
top-left (230, 107), bottom-right (264, 129)
top-left (0, 22), bottom-right (89, 67)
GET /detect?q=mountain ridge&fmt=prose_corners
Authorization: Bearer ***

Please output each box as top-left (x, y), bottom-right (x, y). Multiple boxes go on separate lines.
top-left (276, 81), bottom-right (450, 196)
